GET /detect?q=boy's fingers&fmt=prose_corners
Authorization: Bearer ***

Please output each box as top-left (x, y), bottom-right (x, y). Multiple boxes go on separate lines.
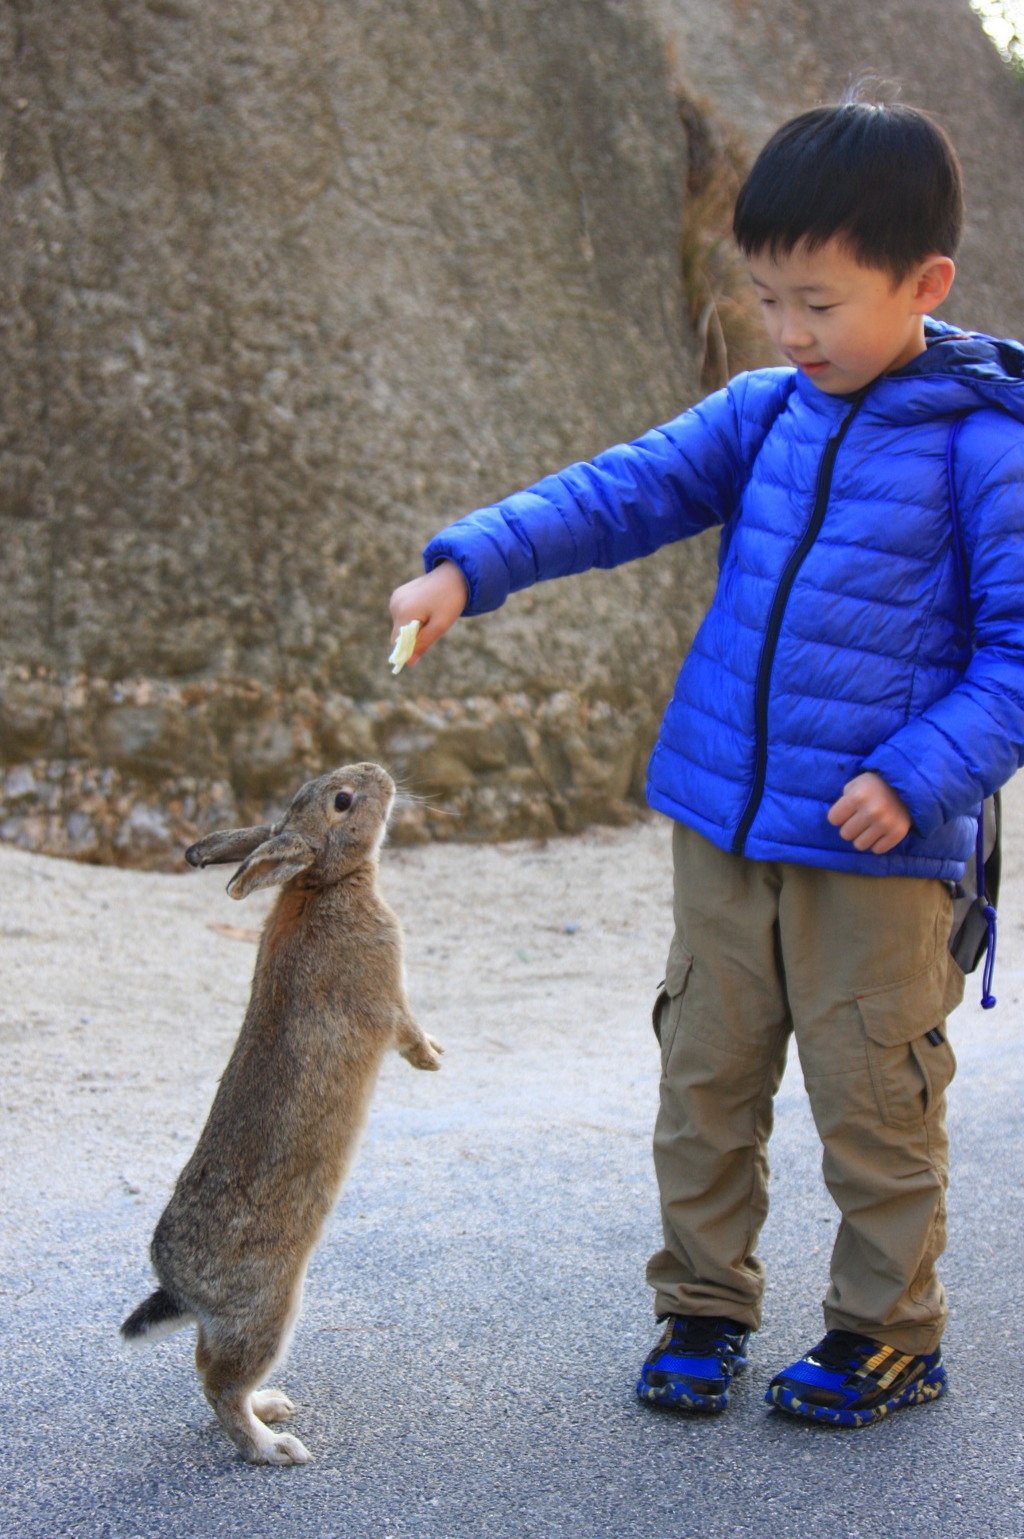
top-left (841, 814), bottom-right (872, 846)
top-left (410, 613), bottom-right (444, 655)
top-left (829, 784), bottom-right (886, 826)
top-left (837, 812), bottom-right (905, 852)
top-left (829, 775), bottom-right (909, 853)
top-left (852, 824), bottom-right (882, 851)
top-left (830, 798), bottom-right (881, 843)
top-left (389, 611), bottom-right (443, 666)
top-left (826, 793), bottom-right (856, 827)
top-left (389, 613), bottom-right (423, 645)
top-left (388, 600), bottom-right (418, 643)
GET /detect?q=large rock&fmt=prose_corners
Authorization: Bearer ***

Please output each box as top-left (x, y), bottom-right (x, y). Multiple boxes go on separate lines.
top-left (653, 0), bottom-right (1024, 340)
top-left (0, 0), bottom-right (712, 863)
top-left (3, 0), bottom-right (1024, 865)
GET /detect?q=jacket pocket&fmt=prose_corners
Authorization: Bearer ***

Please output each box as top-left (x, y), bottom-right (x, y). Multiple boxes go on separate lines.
top-left (652, 938), bottom-right (694, 1046)
top-left (855, 953), bottom-right (962, 1128)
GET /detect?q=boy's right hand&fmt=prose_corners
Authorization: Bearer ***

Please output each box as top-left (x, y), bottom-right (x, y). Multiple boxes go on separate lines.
top-left (388, 560), bottom-right (469, 667)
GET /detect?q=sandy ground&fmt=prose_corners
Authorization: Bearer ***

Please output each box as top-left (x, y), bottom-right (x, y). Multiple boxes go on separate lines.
top-left (1, 785), bottom-right (1023, 1538)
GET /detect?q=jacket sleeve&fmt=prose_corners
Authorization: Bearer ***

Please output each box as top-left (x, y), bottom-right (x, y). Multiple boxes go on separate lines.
top-left (421, 371), bottom-right (790, 615)
top-left (862, 414), bottom-right (1024, 834)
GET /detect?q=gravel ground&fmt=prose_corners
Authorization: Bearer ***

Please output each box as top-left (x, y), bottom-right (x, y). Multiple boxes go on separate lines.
top-left (2, 784), bottom-right (1023, 1539)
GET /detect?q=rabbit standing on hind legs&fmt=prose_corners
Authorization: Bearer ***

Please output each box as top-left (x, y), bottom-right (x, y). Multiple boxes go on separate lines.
top-left (120, 763), bottom-right (442, 1466)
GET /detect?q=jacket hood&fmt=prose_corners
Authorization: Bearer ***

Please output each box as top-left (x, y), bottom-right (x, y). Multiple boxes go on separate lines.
top-left (794, 317), bottom-right (1024, 425)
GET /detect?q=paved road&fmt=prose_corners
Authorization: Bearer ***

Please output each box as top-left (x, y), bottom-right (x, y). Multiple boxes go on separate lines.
top-left (2, 806), bottom-right (1022, 1539)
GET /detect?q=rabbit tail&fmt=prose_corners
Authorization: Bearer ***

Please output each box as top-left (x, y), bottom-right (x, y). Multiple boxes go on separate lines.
top-left (120, 1287), bottom-right (193, 1346)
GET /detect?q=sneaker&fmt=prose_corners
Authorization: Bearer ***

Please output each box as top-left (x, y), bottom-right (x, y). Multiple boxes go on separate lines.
top-left (636, 1314), bottom-right (751, 1413)
top-left (766, 1329), bottom-right (948, 1428)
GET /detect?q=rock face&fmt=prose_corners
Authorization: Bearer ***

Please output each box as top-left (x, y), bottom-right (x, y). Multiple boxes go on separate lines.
top-left (652, 0), bottom-right (1024, 342)
top-left (3, 0), bottom-right (1024, 865)
top-left (1, 0), bottom-right (710, 864)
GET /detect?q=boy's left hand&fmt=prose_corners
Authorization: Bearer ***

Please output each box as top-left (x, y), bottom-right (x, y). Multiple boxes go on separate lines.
top-left (827, 772), bottom-right (912, 854)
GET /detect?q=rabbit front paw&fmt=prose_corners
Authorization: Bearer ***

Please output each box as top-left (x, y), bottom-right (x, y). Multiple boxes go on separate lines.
top-left (399, 1034), bottom-right (444, 1071)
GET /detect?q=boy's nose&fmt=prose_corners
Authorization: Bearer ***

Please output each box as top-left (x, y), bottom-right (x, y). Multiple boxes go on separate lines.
top-left (777, 312), bottom-right (814, 350)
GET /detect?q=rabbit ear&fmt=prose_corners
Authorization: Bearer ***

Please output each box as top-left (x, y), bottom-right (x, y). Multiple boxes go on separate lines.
top-left (185, 826), bottom-right (273, 869)
top-left (226, 831), bottom-right (317, 899)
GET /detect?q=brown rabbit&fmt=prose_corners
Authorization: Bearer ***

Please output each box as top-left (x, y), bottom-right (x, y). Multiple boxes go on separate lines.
top-left (120, 762), bottom-right (442, 1465)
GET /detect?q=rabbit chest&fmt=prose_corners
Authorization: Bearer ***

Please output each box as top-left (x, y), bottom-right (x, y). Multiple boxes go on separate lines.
top-left (256, 881), bottom-right (406, 1042)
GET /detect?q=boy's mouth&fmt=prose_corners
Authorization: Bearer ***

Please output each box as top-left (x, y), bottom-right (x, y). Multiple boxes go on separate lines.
top-left (789, 356), bottom-right (829, 376)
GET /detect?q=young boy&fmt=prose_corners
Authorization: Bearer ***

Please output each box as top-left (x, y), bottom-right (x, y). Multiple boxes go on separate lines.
top-left (388, 102), bottom-right (1024, 1426)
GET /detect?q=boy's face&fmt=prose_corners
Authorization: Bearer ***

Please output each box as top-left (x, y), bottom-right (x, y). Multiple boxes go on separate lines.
top-left (746, 238), bottom-right (954, 395)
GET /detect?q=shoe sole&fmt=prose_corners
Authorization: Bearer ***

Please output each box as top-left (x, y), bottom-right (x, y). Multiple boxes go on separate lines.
top-left (766, 1362), bottom-right (948, 1428)
top-left (636, 1355), bottom-right (748, 1415)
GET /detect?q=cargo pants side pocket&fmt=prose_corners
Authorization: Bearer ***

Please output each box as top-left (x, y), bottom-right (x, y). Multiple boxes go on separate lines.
top-left (854, 952), bottom-right (963, 1129)
top-left (652, 937), bottom-right (694, 1064)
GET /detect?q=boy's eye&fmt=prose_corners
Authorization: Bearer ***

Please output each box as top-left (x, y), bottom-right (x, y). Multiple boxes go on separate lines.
top-left (809, 304), bottom-right (836, 314)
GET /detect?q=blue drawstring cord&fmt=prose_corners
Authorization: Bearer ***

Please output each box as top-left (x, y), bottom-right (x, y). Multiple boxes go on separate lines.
top-left (981, 905), bottom-right (997, 1009)
top-left (975, 815), bottom-right (997, 1009)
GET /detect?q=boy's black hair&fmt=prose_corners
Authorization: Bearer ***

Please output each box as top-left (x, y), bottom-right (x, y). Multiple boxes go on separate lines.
top-left (733, 102), bottom-right (964, 280)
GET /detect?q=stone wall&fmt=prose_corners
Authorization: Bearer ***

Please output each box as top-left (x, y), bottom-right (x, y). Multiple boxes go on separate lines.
top-left (0, 665), bottom-right (658, 864)
top-left (3, 0), bottom-right (1024, 865)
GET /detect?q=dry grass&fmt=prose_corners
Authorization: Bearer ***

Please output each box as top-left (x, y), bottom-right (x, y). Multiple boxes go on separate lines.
top-left (676, 91), bottom-right (779, 392)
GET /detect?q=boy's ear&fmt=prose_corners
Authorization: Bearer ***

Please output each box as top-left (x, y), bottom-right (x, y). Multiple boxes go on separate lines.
top-left (912, 255), bottom-right (956, 314)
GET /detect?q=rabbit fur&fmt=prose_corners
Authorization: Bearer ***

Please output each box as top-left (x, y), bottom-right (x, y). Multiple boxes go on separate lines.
top-left (120, 763), bottom-right (442, 1465)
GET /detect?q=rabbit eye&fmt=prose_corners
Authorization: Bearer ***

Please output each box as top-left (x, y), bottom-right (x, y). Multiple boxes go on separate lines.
top-left (334, 791), bottom-right (353, 812)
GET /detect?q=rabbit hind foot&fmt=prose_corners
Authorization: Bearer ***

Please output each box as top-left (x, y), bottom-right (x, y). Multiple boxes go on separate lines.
top-left (209, 1387), bottom-right (311, 1465)
top-left (198, 1328), bottom-right (309, 1465)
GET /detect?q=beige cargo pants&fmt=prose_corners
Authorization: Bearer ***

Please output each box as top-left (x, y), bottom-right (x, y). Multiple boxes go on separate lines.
top-left (647, 822), bottom-right (965, 1355)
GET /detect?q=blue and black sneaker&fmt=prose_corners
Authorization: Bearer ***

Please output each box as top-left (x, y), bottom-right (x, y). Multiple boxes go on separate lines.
top-left (636, 1314), bottom-right (751, 1413)
top-left (766, 1329), bottom-right (948, 1428)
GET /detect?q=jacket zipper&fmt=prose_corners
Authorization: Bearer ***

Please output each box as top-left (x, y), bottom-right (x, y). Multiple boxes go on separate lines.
top-left (731, 390), bottom-right (869, 856)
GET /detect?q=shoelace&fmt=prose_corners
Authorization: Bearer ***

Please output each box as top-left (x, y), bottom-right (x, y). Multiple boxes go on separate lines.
top-left (664, 1316), bottom-right (742, 1356)
top-left (809, 1330), bottom-right (879, 1372)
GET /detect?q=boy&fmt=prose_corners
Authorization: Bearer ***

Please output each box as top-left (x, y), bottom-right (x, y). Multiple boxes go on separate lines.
top-left (388, 102), bottom-right (1024, 1426)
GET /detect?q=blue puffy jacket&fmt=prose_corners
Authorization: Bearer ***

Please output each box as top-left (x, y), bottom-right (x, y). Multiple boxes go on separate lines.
top-left (423, 321), bottom-right (1024, 879)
